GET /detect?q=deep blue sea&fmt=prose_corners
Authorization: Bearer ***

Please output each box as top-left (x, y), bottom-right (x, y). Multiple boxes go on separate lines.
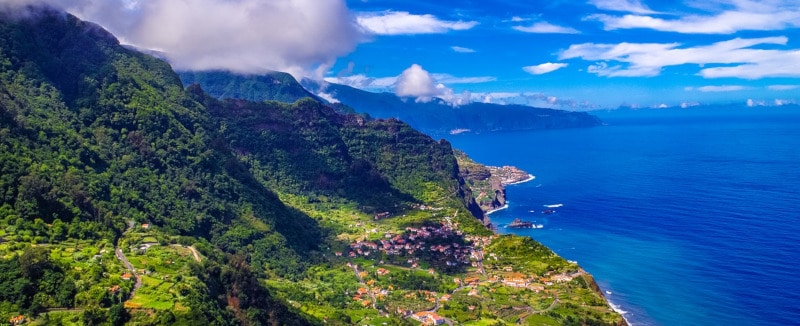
top-left (447, 106), bottom-right (800, 326)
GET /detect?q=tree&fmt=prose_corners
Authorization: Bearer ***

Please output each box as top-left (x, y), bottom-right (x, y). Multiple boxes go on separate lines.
top-left (82, 305), bottom-right (106, 326)
top-left (108, 303), bottom-right (128, 326)
top-left (19, 246), bottom-right (52, 279)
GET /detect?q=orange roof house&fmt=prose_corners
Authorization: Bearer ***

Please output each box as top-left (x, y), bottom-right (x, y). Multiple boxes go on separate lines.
top-left (9, 315), bottom-right (26, 325)
top-left (502, 272), bottom-right (530, 287)
top-left (464, 276), bottom-right (480, 285)
top-left (412, 311), bottom-right (445, 325)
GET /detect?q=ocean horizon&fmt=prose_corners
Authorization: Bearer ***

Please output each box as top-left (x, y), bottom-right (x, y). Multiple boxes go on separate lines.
top-left (448, 106), bottom-right (800, 326)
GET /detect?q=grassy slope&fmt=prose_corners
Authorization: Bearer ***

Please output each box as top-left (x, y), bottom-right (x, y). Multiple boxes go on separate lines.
top-left (0, 8), bottom-right (624, 326)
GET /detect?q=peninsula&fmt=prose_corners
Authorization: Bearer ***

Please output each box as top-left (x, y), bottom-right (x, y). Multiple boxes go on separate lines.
top-left (455, 150), bottom-right (534, 215)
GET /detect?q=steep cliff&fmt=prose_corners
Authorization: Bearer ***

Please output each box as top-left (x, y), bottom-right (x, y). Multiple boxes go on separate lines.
top-left (455, 150), bottom-right (533, 214)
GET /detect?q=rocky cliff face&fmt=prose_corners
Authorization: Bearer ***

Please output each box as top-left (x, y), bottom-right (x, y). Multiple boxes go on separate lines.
top-left (454, 151), bottom-right (532, 214)
top-left (489, 176), bottom-right (507, 209)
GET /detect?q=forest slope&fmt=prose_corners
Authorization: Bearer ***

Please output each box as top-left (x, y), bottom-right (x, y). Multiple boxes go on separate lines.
top-left (0, 8), bottom-right (624, 326)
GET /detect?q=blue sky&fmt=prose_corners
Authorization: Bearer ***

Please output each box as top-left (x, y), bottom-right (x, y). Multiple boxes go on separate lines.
top-left (19, 0), bottom-right (800, 109)
top-left (331, 0), bottom-right (800, 109)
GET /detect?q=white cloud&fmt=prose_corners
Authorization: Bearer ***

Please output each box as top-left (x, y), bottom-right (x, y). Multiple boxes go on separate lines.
top-left (471, 92), bottom-right (596, 110)
top-left (513, 22), bottom-right (580, 34)
top-left (768, 85), bottom-right (800, 91)
top-left (523, 62), bottom-right (568, 75)
top-left (14, 0), bottom-right (361, 78)
top-left (560, 36), bottom-right (800, 79)
top-left (431, 74), bottom-right (495, 84)
top-left (395, 64), bottom-right (447, 102)
top-left (356, 11), bottom-right (478, 35)
top-left (326, 71), bottom-right (494, 91)
top-left (391, 65), bottom-right (484, 105)
top-left (588, 1), bottom-right (800, 34)
top-left (324, 74), bottom-right (397, 90)
top-left (316, 92), bottom-right (340, 103)
top-left (694, 85), bottom-right (748, 92)
top-left (451, 46), bottom-right (476, 53)
top-left (588, 0), bottom-right (657, 14)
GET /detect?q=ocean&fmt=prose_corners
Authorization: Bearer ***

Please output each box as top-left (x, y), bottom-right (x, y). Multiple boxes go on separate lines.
top-left (447, 106), bottom-right (800, 326)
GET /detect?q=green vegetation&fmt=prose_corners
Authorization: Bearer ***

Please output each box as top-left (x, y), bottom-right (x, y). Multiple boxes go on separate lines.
top-left (0, 8), bottom-right (624, 326)
top-left (178, 70), bottom-right (318, 104)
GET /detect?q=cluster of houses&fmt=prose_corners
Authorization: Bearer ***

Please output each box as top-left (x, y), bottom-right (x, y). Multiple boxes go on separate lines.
top-left (450, 266), bottom-right (581, 295)
top-left (340, 225), bottom-right (476, 268)
top-left (493, 270), bottom-right (579, 290)
top-left (351, 285), bottom-right (392, 307)
top-left (411, 311), bottom-right (445, 325)
top-left (395, 307), bottom-right (446, 325)
top-left (351, 287), bottom-right (373, 307)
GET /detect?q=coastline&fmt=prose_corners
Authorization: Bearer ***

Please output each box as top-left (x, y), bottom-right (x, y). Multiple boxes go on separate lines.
top-left (485, 173), bottom-right (534, 216)
top-left (482, 170), bottom-right (629, 326)
top-left (485, 204), bottom-right (508, 215)
top-left (608, 300), bottom-right (632, 326)
top-left (504, 174), bottom-right (535, 186)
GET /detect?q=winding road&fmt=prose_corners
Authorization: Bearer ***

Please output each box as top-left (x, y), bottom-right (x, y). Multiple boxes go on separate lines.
top-left (350, 263), bottom-right (378, 309)
top-left (115, 221), bottom-right (141, 300)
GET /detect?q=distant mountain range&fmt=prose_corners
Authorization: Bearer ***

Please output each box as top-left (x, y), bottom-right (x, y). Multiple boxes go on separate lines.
top-left (178, 71), bottom-right (603, 137)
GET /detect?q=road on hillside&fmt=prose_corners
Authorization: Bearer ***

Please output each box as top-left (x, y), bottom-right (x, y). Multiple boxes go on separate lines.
top-left (115, 221), bottom-right (141, 299)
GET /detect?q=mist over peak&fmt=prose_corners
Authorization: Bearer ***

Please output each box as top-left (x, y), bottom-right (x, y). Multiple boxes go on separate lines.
top-left (5, 0), bottom-right (361, 79)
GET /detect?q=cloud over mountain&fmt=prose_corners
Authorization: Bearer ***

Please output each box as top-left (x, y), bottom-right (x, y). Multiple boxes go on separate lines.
top-left (7, 0), bottom-right (361, 78)
top-left (394, 64), bottom-right (452, 103)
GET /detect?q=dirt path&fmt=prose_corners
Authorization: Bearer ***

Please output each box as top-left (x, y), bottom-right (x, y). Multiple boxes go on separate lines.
top-left (518, 295), bottom-right (560, 323)
top-left (350, 263), bottom-right (377, 309)
top-left (169, 244), bottom-right (202, 262)
top-left (115, 221), bottom-right (141, 300)
top-left (187, 245), bottom-right (201, 262)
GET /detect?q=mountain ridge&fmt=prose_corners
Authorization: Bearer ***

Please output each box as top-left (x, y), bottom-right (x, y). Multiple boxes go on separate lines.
top-left (178, 70), bottom-right (603, 137)
top-left (0, 8), bottom-right (624, 325)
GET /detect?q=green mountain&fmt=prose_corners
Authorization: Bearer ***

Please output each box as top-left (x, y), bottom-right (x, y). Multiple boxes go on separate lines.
top-left (179, 70), bottom-right (319, 104)
top-left (177, 71), bottom-right (603, 137)
top-left (302, 80), bottom-right (604, 136)
top-left (0, 8), bottom-right (624, 326)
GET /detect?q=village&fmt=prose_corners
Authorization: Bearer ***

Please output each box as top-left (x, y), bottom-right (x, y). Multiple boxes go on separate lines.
top-left (334, 219), bottom-right (587, 324)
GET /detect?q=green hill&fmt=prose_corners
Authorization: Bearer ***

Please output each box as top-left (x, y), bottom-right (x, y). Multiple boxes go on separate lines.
top-left (0, 8), bottom-right (624, 326)
top-left (179, 70), bottom-right (319, 104)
